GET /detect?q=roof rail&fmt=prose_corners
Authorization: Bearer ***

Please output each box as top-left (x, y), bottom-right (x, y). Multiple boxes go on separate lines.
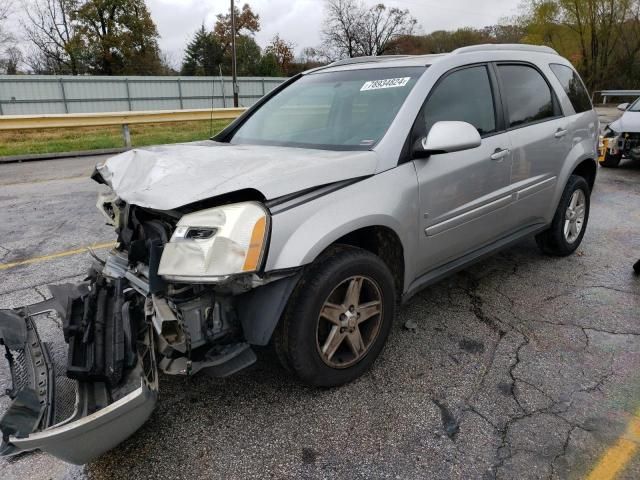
top-left (328, 55), bottom-right (412, 67)
top-left (452, 44), bottom-right (559, 55)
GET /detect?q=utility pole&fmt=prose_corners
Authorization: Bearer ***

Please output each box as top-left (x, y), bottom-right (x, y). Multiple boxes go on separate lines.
top-left (230, 0), bottom-right (239, 107)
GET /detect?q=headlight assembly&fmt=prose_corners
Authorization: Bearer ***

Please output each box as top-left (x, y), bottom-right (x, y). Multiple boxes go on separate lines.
top-left (158, 202), bottom-right (269, 282)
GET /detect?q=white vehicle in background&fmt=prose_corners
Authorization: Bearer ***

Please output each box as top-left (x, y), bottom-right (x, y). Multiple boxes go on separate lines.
top-left (599, 99), bottom-right (640, 167)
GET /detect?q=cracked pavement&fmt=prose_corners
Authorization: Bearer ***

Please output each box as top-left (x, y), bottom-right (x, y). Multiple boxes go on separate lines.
top-left (0, 151), bottom-right (639, 479)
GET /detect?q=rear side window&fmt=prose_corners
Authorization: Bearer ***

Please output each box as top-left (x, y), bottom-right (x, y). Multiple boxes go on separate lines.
top-left (497, 64), bottom-right (555, 128)
top-left (549, 63), bottom-right (592, 113)
top-left (422, 65), bottom-right (496, 136)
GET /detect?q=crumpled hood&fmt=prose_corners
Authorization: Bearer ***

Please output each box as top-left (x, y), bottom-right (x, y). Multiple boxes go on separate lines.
top-left (610, 111), bottom-right (640, 133)
top-left (97, 141), bottom-right (379, 210)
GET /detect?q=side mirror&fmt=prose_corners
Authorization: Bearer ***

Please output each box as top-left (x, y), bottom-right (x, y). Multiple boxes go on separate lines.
top-left (617, 103), bottom-right (629, 111)
top-left (413, 121), bottom-right (482, 159)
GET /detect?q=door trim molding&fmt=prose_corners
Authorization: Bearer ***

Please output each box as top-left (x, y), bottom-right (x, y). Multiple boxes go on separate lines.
top-left (515, 176), bottom-right (557, 201)
top-left (425, 194), bottom-right (512, 236)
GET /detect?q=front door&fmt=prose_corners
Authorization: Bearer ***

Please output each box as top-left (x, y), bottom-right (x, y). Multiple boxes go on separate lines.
top-left (413, 64), bottom-right (513, 274)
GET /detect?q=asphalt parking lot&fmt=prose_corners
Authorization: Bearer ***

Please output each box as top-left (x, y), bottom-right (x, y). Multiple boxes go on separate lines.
top-left (1, 113), bottom-right (639, 479)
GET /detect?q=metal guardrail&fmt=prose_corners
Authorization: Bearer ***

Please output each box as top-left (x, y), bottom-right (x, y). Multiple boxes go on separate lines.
top-left (593, 90), bottom-right (640, 103)
top-left (0, 108), bottom-right (246, 130)
top-left (0, 107), bottom-right (246, 147)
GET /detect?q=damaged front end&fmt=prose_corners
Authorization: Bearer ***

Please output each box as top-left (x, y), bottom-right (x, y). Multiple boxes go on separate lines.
top-left (1, 183), bottom-right (301, 464)
top-left (599, 127), bottom-right (640, 162)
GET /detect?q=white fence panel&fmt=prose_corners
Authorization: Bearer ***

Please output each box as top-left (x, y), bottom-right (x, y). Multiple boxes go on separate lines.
top-left (0, 75), bottom-right (287, 115)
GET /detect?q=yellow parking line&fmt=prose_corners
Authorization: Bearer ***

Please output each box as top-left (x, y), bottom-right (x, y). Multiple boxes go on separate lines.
top-left (0, 241), bottom-right (116, 271)
top-left (586, 409), bottom-right (640, 480)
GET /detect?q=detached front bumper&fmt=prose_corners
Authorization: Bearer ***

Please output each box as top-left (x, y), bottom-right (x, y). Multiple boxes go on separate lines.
top-left (0, 246), bottom-right (300, 464)
top-left (0, 280), bottom-right (158, 465)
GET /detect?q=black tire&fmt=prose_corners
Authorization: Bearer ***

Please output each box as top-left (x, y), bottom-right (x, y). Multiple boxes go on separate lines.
top-left (536, 175), bottom-right (590, 256)
top-left (600, 152), bottom-right (622, 168)
top-left (274, 245), bottom-right (396, 387)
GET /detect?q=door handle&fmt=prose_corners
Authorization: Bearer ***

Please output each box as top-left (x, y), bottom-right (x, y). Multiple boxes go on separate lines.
top-left (490, 148), bottom-right (510, 161)
top-left (554, 128), bottom-right (568, 138)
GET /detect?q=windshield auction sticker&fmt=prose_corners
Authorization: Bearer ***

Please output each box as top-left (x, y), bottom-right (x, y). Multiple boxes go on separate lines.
top-left (360, 77), bottom-right (411, 91)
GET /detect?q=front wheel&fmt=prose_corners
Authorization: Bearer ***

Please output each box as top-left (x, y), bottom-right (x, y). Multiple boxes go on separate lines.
top-left (275, 246), bottom-right (396, 387)
top-left (600, 151), bottom-right (622, 168)
top-left (535, 175), bottom-right (590, 256)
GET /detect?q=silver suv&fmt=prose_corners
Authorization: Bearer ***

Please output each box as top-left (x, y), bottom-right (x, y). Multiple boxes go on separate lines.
top-left (0, 44), bottom-right (598, 463)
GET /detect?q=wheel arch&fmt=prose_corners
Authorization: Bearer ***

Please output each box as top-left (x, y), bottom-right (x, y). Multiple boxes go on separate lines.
top-left (545, 145), bottom-right (597, 223)
top-left (322, 225), bottom-right (406, 297)
top-left (571, 158), bottom-right (597, 191)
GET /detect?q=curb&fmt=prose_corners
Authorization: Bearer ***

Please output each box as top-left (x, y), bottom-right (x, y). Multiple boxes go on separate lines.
top-left (0, 147), bottom-right (129, 164)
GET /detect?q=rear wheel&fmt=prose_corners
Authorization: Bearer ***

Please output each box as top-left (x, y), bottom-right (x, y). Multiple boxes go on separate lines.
top-left (536, 175), bottom-right (590, 256)
top-left (275, 246), bottom-right (396, 387)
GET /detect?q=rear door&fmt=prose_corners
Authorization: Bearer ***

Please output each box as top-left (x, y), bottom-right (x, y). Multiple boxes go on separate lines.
top-left (413, 64), bottom-right (513, 273)
top-left (495, 63), bottom-right (572, 230)
top-left (548, 63), bottom-right (599, 162)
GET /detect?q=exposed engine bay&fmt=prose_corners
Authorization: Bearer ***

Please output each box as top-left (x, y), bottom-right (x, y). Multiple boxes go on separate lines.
top-left (98, 200), bottom-right (262, 378)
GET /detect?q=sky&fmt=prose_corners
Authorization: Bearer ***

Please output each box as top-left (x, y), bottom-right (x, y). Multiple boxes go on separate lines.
top-left (148, 0), bottom-right (523, 66)
top-left (4, 0), bottom-right (523, 69)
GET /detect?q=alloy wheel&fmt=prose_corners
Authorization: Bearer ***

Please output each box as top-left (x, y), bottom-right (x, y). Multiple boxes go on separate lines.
top-left (564, 189), bottom-right (586, 244)
top-left (316, 276), bottom-right (383, 368)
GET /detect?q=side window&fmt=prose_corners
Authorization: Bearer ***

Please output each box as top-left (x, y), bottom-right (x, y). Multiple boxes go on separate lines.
top-left (423, 65), bottom-right (496, 136)
top-left (497, 64), bottom-right (555, 128)
top-left (549, 63), bottom-right (592, 114)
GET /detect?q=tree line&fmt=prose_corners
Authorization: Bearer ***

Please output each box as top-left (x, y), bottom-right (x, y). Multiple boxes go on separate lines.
top-left (180, 5), bottom-right (298, 77)
top-left (318, 0), bottom-right (640, 91)
top-left (0, 0), bottom-right (639, 91)
top-left (0, 0), bottom-right (169, 75)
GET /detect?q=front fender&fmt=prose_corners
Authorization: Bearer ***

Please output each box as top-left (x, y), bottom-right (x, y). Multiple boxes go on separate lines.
top-left (264, 163), bottom-right (420, 291)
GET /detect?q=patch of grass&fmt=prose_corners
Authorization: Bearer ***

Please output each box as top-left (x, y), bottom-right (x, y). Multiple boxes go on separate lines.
top-left (0, 119), bottom-right (232, 157)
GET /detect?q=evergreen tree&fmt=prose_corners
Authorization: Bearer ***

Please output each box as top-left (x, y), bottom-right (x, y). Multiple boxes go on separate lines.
top-left (257, 52), bottom-right (280, 76)
top-left (181, 25), bottom-right (223, 76)
top-left (234, 35), bottom-right (262, 76)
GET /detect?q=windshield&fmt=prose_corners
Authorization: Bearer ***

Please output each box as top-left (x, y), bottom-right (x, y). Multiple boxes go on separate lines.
top-left (230, 67), bottom-right (426, 150)
top-left (629, 98), bottom-right (640, 111)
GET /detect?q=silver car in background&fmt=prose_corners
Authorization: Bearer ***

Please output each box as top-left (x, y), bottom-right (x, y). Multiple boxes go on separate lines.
top-left (0, 44), bottom-right (599, 464)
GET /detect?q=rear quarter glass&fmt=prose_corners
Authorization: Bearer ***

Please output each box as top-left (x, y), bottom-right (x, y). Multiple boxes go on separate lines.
top-left (549, 63), bottom-right (593, 114)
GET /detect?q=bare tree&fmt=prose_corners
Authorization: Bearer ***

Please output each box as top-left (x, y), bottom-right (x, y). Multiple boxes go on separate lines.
top-left (21, 0), bottom-right (82, 74)
top-left (0, 44), bottom-right (21, 72)
top-left (322, 0), bottom-right (361, 58)
top-left (322, 0), bottom-right (417, 58)
top-left (0, 0), bottom-right (24, 74)
top-left (0, 0), bottom-right (15, 46)
top-left (358, 4), bottom-right (417, 56)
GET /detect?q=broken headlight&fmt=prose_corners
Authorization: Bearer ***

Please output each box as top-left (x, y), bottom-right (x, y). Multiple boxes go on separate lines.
top-left (96, 192), bottom-right (121, 226)
top-left (601, 127), bottom-right (621, 155)
top-left (158, 202), bottom-right (269, 282)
